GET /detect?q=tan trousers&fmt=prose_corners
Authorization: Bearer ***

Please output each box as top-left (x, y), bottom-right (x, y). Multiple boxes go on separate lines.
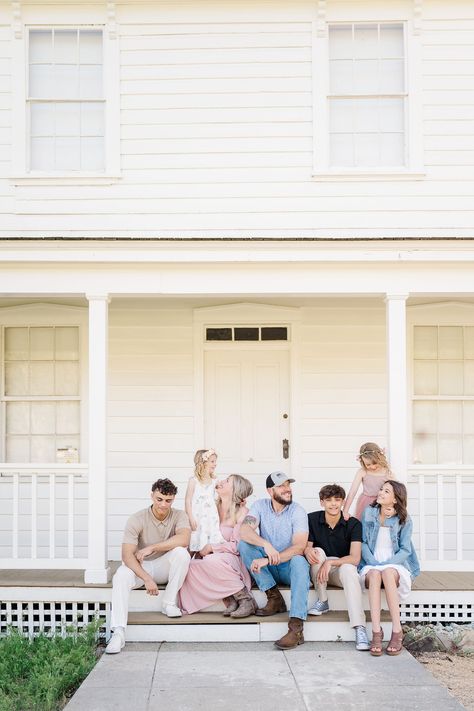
top-left (310, 547), bottom-right (365, 628)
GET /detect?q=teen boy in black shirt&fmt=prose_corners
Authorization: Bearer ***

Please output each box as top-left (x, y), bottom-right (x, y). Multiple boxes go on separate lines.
top-left (305, 484), bottom-right (370, 651)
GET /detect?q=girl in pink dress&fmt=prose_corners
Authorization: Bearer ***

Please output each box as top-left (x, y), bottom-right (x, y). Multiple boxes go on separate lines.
top-left (179, 474), bottom-right (256, 618)
top-left (343, 442), bottom-right (393, 521)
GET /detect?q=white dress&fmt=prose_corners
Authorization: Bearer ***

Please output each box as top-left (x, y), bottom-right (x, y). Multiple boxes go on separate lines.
top-left (359, 526), bottom-right (412, 601)
top-left (189, 478), bottom-right (225, 551)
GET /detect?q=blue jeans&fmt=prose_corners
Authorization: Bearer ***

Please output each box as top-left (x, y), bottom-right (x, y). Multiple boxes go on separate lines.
top-left (238, 541), bottom-right (310, 620)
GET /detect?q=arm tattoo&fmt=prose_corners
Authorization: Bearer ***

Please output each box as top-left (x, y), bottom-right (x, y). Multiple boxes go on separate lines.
top-left (242, 515), bottom-right (258, 528)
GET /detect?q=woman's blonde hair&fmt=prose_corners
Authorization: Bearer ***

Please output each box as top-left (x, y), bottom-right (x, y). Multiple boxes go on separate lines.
top-left (221, 474), bottom-right (253, 524)
top-left (358, 442), bottom-right (392, 475)
top-left (194, 448), bottom-right (217, 482)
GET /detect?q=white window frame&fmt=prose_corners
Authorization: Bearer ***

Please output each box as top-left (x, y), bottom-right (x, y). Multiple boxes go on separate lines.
top-left (0, 304), bottom-right (88, 464)
top-left (11, 22), bottom-right (120, 185)
top-left (312, 17), bottom-right (424, 181)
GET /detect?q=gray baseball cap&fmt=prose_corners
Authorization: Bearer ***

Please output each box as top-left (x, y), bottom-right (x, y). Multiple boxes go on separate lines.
top-left (266, 471), bottom-right (295, 488)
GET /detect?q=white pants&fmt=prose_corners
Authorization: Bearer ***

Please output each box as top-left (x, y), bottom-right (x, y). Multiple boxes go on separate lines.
top-left (310, 547), bottom-right (366, 628)
top-left (110, 547), bottom-right (190, 630)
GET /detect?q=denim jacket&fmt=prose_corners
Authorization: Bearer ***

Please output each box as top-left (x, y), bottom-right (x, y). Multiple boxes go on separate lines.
top-left (359, 505), bottom-right (420, 579)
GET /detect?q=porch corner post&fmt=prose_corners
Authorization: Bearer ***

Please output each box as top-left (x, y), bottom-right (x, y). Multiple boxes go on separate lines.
top-left (385, 294), bottom-right (409, 482)
top-left (84, 294), bottom-right (111, 584)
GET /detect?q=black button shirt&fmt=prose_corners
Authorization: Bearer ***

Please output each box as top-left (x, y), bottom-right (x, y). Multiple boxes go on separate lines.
top-left (307, 510), bottom-right (362, 558)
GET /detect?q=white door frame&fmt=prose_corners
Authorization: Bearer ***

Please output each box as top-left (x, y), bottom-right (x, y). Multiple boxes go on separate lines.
top-left (193, 302), bottom-right (302, 481)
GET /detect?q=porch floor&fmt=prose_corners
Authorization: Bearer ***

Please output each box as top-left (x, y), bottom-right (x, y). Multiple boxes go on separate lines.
top-left (1, 564), bottom-right (473, 591)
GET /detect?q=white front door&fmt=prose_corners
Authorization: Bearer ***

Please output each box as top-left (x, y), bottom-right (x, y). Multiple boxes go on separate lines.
top-left (204, 349), bottom-right (290, 497)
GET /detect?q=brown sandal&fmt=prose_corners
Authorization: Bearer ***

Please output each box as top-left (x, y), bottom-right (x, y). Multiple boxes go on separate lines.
top-left (386, 630), bottom-right (403, 656)
top-left (370, 629), bottom-right (384, 656)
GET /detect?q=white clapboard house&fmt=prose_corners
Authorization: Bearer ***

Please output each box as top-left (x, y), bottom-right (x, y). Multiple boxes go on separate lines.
top-left (0, 0), bottom-right (473, 642)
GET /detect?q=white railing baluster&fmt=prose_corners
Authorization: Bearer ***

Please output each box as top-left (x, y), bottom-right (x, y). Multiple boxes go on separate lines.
top-left (418, 474), bottom-right (426, 561)
top-left (49, 473), bottom-right (55, 559)
top-left (12, 473), bottom-right (19, 558)
top-left (456, 473), bottom-right (463, 561)
top-left (31, 473), bottom-right (37, 559)
top-left (68, 474), bottom-right (74, 559)
top-left (437, 474), bottom-right (444, 561)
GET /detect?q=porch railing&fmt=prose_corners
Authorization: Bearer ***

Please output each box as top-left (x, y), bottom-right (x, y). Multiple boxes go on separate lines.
top-left (408, 467), bottom-right (474, 571)
top-left (0, 465), bottom-right (88, 569)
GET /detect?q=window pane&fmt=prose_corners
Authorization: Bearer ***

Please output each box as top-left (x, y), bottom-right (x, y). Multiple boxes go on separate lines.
top-left (81, 137), bottom-right (105, 171)
top-left (29, 64), bottom-right (54, 98)
top-left (5, 362), bottom-right (29, 396)
top-left (464, 327), bottom-right (474, 358)
top-left (330, 132), bottom-right (354, 166)
top-left (56, 435), bottom-right (80, 455)
top-left (234, 327), bottom-right (259, 341)
top-left (414, 326), bottom-right (438, 359)
top-left (206, 328), bottom-right (232, 341)
top-left (380, 59), bottom-right (404, 93)
top-left (31, 137), bottom-right (55, 171)
top-left (79, 31), bottom-right (103, 64)
top-left (54, 65), bottom-right (79, 99)
top-left (329, 59), bottom-right (353, 93)
top-left (354, 132), bottom-right (379, 167)
top-left (55, 103), bottom-right (80, 137)
top-left (261, 327), bottom-right (288, 341)
top-left (379, 98), bottom-right (404, 132)
top-left (379, 132), bottom-right (404, 166)
top-left (354, 24), bottom-right (378, 59)
top-left (55, 137), bottom-right (81, 171)
top-left (329, 25), bottom-right (353, 60)
top-left (354, 99), bottom-right (379, 133)
top-left (31, 103), bottom-right (54, 136)
top-left (31, 402), bottom-right (55, 434)
top-left (380, 25), bottom-right (404, 57)
top-left (31, 436), bottom-right (56, 463)
top-left (30, 327), bottom-right (54, 360)
top-left (79, 65), bottom-right (102, 99)
top-left (53, 30), bottom-right (78, 64)
top-left (439, 361), bottom-right (463, 395)
top-left (55, 361), bottom-right (79, 395)
top-left (56, 401), bottom-right (80, 434)
top-left (438, 401), bottom-right (462, 435)
top-left (55, 327), bottom-right (79, 360)
top-left (353, 59), bottom-right (379, 93)
top-left (465, 361), bottom-right (474, 395)
top-left (413, 401), bottom-right (437, 433)
top-left (6, 436), bottom-right (30, 462)
top-left (329, 99), bottom-right (354, 133)
top-left (81, 103), bottom-right (104, 136)
top-left (5, 328), bottom-right (29, 360)
top-left (413, 434), bottom-right (436, 464)
top-left (438, 435), bottom-right (462, 465)
top-left (414, 361), bottom-right (438, 395)
top-left (6, 402), bottom-right (30, 434)
top-left (29, 30), bottom-right (53, 63)
top-left (30, 362), bottom-right (55, 395)
top-left (439, 326), bottom-right (463, 359)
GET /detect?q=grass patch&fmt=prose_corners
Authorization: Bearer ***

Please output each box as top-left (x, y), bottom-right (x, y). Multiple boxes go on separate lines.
top-left (0, 623), bottom-right (101, 711)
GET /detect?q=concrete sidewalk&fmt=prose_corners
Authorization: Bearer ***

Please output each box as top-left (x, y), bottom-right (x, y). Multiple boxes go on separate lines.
top-left (64, 641), bottom-right (465, 711)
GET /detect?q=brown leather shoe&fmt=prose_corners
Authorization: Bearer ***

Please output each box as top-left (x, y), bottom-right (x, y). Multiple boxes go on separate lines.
top-left (255, 586), bottom-right (287, 617)
top-left (274, 617), bottom-right (304, 650)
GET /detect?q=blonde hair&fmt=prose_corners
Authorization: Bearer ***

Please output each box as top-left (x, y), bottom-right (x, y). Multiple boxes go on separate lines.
top-left (220, 474), bottom-right (253, 524)
top-left (194, 448), bottom-right (217, 482)
top-left (358, 442), bottom-right (392, 475)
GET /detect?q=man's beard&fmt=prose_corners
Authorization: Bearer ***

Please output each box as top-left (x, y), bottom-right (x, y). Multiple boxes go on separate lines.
top-left (273, 492), bottom-right (292, 507)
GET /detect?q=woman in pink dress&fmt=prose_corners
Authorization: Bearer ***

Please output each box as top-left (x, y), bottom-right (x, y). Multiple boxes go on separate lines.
top-left (179, 474), bottom-right (256, 618)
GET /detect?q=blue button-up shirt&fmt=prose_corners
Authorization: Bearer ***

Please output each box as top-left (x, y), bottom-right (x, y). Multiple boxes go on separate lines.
top-left (249, 498), bottom-right (308, 552)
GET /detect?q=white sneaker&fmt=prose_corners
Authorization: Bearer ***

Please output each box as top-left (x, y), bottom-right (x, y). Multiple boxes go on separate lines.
top-left (355, 625), bottom-right (370, 651)
top-left (105, 629), bottom-right (125, 654)
top-left (163, 603), bottom-right (182, 618)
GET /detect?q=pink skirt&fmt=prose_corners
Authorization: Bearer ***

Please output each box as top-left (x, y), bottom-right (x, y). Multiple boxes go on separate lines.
top-left (355, 494), bottom-right (376, 521)
top-left (179, 551), bottom-right (251, 615)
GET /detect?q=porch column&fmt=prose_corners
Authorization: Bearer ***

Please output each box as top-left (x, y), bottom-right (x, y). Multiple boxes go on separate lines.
top-left (385, 294), bottom-right (409, 482)
top-left (84, 294), bottom-right (111, 584)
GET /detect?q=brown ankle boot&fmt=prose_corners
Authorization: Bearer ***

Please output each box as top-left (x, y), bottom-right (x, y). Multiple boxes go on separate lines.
top-left (255, 586), bottom-right (287, 617)
top-left (230, 588), bottom-right (257, 618)
top-left (274, 617), bottom-right (304, 650)
top-left (222, 595), bottom-right (238, 617)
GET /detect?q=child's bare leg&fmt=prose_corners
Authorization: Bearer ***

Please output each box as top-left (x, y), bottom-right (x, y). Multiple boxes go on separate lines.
top-left (366, 570), bottom-right (382, 631)
top-left (381, 568), bottom-right (402, 650)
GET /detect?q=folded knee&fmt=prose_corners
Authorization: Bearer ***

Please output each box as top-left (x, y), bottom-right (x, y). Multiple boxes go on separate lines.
top-left (169, 546), bottom-right (190, 562)
top-left (113, 565), bottom-right (136, 585)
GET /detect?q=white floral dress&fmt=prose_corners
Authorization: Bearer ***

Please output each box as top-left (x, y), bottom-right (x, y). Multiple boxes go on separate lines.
top-left (359, 526), bottom-right (412, 601)
top-left (189, 478), bottom-right (225, 551)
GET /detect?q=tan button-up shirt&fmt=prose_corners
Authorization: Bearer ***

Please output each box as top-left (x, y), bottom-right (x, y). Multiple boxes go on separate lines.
top-left (123, 506), bottom-right (190, 560)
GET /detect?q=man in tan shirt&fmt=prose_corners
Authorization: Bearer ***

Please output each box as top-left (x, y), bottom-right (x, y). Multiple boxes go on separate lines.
top-left (106, 478), bottom-right (191, 654)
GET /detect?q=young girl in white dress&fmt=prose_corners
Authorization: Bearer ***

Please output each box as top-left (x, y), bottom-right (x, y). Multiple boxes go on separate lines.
top-left (359, 480), bottom-right (420, 657)
top-left (185, 448), bottom-right (224, 553)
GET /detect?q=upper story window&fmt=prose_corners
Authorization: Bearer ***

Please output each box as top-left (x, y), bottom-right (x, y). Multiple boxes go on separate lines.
top-left (328, 23), bottom-right (405, 169)
top-left (28, 29), bottom-right (104, 172)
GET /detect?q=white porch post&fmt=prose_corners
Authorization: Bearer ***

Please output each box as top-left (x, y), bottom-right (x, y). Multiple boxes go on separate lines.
top-left (385, 294), bottom-right (409, 482)
top-left (84, 294), bottom-right (111, 584)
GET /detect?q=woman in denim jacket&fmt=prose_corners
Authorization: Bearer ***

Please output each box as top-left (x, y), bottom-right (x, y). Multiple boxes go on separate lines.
top-left (359, 480), bottom-right (420, 657)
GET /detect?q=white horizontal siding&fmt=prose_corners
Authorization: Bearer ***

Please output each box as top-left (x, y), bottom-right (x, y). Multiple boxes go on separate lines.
top-left (0, 25), bottom-right (11, 180)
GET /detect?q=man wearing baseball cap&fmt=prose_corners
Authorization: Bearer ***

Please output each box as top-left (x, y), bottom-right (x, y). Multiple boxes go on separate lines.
top-left (238, 471), bottom-right (310, 649)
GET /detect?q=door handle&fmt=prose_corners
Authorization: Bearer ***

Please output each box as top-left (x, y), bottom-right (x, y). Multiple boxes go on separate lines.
top-left (282, 438), bottom-right (289, 459)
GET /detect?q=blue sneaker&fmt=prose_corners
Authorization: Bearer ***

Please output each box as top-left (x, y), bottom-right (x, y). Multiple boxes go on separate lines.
top-left (308, 599), bottom-right (329, 616)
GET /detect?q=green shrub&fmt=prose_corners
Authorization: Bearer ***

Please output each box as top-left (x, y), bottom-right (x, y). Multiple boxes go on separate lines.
top-left (0, 623), bottom-right (101, 711)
